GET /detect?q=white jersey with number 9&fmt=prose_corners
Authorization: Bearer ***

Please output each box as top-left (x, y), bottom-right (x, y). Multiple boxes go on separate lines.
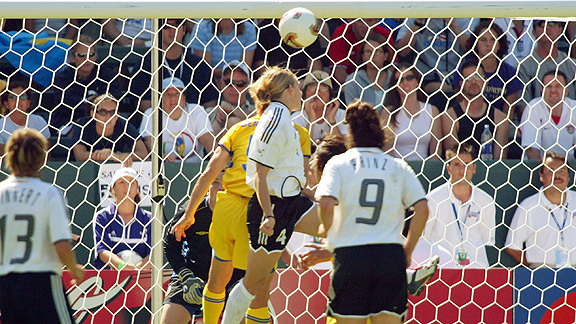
top-left (315, 148), bottom-right (426, 251)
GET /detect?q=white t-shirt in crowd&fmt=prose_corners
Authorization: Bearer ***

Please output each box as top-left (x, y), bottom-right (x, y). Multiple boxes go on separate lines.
top-left (506, 190), bottom-right (576, 267)
top-left (520, 97), bottom-right (576, 158)
top-left (0, 115), bottom-right (50, 144)
top-left (140, 103), bottom-right (213, 162)
top-left (291, 108), bottom-right (348, 142)
top-left (424, 182), bottom-right (496, 268)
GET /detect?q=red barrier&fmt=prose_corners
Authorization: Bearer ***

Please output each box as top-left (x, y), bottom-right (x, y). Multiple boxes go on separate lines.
top-left (269, 268), bottom-right (514, 324)
top-left (29, 268), bottom-right (512, 324)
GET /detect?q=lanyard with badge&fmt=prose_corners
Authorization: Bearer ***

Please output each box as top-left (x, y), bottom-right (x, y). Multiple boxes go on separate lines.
top-left (549, 202), bottom-right (570, 267)
top-left (451, 203), bottom-right (472, 265)
top-left (164, 53), bottom-right (185, 81)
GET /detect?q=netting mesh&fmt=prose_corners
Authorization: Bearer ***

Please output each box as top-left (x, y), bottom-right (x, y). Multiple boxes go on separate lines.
top-left (1, 15), bottom-right (576, 323)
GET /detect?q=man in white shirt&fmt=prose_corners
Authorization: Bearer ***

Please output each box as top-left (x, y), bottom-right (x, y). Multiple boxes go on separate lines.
top-left (506, 152), bottom-right (576, 268)
top-left (520, 70), bottom-right (576, 160)
top-left (140, 77), bottom-right (215, 162)
top-left (424, 144), bottom-right (496, 268)
top-left (292, 70), bottom-right (348, 143)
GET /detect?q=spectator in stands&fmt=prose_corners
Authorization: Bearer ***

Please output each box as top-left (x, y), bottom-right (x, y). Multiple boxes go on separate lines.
top-left (71, 94), bottom-right (147, 164)
top-left (291, 71), bottom-right (348, 143)
top-left (442, 60), bottom-right (509, 159)
top-left (381, 63), bottom-right (442, 161)
top-left (131, 19), bottom-right (217, 113)
top-left (454, 21), bottom-right (522, 119)
top-left (506, 152), bottom-right (576, 267)
top-left (0, 80), bottom-right (50, 155)
top-left (253, 19), bottom-right (323, 79)
top-left (492, 19), bottom-right (534, 68)
top-left (140, 77), bottom-right (214, 162)
top-left (518, 20), bottom-right (576, 110)
top-left (396, 18), bottom-right (477, 93)
top-left (424, 144), bottom-right (495, 268)
top-left (52, 34), bottom-right (121, 134)
top-left (103, 19), bottom-right (152, 46)
top-left (0, 79), bottom-right (7, 115)
top-left (328, 18), bottom-right (394, 86)
top-left (189, 19), bottom-right (257, 79)
top-left (206, 60), bottom-right (254, 140)
top-left (520, 70), bottom-right (576, 160)
top-left (344, 33), bottom-right (395, 113)
top-left (24, 19), bottom-right (79, 39)
top-left (94, 167), bottom-right (152, 270)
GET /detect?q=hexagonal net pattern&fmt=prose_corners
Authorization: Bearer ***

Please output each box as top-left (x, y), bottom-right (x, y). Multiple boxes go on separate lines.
top-left (1, 15), bottom-right (576, 323)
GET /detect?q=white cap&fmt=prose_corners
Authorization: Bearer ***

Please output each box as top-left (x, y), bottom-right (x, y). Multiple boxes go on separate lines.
top-left (162, 77), bottom-right (186, 90)
top-left (111, 167), bottom-right (139, 187)
top-left (223, 60), bottom-right (252, 82)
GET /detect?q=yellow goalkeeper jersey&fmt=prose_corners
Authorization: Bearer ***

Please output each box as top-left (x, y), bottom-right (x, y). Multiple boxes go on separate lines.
top-left (219, 116), bottom-right (311, 198)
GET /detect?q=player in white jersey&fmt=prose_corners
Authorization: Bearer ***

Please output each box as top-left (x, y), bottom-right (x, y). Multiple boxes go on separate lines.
top-left (222, 67), bottom-right (315, 324)
top-left (0, 129), bottom-right (84, 324)
top-left (315, 102), bottom-right (429, 324)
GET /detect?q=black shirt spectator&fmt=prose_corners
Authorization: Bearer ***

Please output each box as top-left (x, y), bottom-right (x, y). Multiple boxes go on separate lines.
top-left (130, 48), bottom-right (217, 108)
top-left (71, 117), bottom-right (141, 155)
top-left (52, 64), bottom-right (121, 132)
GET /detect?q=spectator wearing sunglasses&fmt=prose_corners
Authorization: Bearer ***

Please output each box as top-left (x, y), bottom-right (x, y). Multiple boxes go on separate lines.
top-left (207, 60), bottom-right (255, 140)
top-left (292, 70), bottom-right (348, 144)
top-left (0, 81), bottom-right (50, 155)
top-left (51, 35), bottom-right (122, 135)
top-left (71, 94), bottom-right (148, 164)
top-left (517, 20), bottom-right (576, 115)
top-left (381, 63), bottom-right (442, 161)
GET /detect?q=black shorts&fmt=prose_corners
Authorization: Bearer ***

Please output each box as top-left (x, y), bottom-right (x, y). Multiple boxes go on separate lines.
top-left (0, 272), bottom-right (76, 324)
top-left (247, 194), bottom-right (314, 253)
top-left (163, 268), bottom-right (246, 316)
top-left (327, 244), bottom-right (407, 319)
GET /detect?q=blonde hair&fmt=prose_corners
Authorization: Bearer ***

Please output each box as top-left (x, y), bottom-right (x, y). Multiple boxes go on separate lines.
top-left (5, 128), bottom-right (47, 177)
top-left (249, 67), bottom-right (297, 114)
top-left (72, 34), bottom-right (96, 52)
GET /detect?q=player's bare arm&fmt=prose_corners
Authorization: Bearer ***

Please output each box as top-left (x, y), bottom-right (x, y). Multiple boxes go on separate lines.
top-left (255, 162), bottom-right (275, 236)
top-left (171, 146), bottom-right (230, 241)
top-left (55, 240), bottom-right (85, 284)
top-left (318, 196), bottom-right (336, 232)
top-left (404, 199), bottom-right (429, 268)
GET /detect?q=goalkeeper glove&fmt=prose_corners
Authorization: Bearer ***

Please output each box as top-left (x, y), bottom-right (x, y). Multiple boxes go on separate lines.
top-left (178, 268), bottom-right (205, 305)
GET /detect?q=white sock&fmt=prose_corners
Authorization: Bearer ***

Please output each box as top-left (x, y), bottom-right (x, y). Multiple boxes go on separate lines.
top-left (221, 279), bottom-right (255, 324)
top-left (406, 269), bottom-right (414, 284)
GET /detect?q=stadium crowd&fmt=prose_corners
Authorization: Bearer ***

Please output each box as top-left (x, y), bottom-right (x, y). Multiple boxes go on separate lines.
top-left (1, 17), bottom-right (576, 270)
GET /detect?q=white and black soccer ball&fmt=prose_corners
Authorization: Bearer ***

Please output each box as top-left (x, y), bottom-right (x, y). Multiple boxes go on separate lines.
top-left (279, 7), bottom-right (319, 49)
top-left (117, 250), bottom-right (143, 265)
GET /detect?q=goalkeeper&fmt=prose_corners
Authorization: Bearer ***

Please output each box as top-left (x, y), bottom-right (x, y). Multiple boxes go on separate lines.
top-left (162, 171), bottom-right (244, 323)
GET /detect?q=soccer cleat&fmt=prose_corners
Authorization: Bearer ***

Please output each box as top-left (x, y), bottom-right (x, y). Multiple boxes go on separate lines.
top-left (407, 255), bottom-right (440, 296)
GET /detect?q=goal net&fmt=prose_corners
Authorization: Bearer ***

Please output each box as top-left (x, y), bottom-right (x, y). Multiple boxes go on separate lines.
top-left (1, 3), bottom-right (576, 323)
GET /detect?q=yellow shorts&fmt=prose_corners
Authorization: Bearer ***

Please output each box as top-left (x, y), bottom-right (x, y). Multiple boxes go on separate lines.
top-left (209, 191), bottom-right (250, 270)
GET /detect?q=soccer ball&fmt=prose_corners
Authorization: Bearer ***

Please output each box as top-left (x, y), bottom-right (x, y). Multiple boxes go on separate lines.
top-left (117, 250), bottom-right (143, 265)
top-left (279, 7), bottom-right (319, 49)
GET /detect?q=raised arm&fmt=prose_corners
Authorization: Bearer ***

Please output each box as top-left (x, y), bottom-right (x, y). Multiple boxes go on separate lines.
top-left (171, 146), bottom-right (230, 241)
